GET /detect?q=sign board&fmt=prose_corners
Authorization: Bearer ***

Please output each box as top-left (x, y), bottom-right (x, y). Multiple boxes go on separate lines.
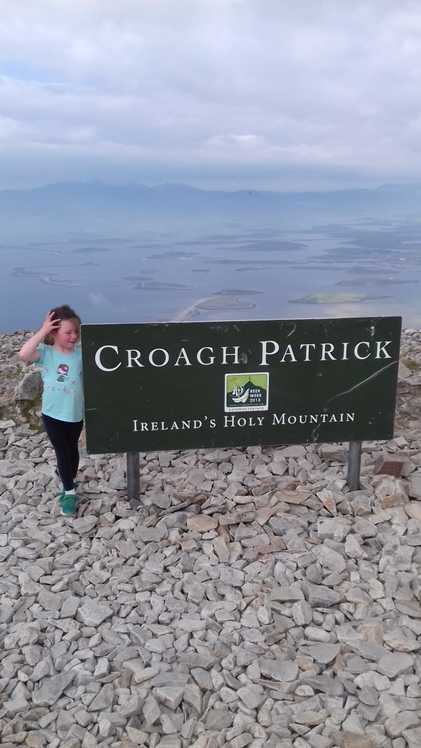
top-left (81, 316), bottom-right (401, 455)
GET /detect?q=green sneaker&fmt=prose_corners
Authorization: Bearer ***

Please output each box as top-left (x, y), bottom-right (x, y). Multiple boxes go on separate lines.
top-left (60, 493), bottom-right (78, 517)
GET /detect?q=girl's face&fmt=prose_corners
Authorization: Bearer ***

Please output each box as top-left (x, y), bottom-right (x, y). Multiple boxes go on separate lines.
top-left (53, 319), bottom-right (80, 351)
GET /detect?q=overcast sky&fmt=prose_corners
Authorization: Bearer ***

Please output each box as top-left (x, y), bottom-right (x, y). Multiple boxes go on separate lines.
top-left (1, 0), bottom-right (421, 191)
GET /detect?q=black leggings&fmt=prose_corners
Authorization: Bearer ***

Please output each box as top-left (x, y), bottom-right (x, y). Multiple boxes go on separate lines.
top-left (42, 414), bottom-right (84, 492)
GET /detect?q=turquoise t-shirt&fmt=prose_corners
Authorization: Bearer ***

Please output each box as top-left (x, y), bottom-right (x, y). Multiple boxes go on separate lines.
top-left (37, 343), bottom-right (84, 422)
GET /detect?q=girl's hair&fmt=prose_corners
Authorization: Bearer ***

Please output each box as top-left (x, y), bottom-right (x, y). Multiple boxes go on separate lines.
top-left (45, 304), bottom-right (81, 345)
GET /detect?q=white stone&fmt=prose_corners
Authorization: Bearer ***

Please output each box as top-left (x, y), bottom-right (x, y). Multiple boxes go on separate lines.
top-left (32, 671), bottom-right (76, 706)
top-left (259, 658), bottom-right (298, 682)
top-left (378, 653), bottom-right (414, 678)
top-left (155, 686), bottom-right (184, 710)
top-left (78, 600), bottom-right (113, 626)
top-left (237, 685), bottom-right (265, 709)
top-left (186, 515), bottom-right (218, 532)
top-left (4, 682), bottom-right (29, 714)
top-left (344, 534), bottom-right (366, 559)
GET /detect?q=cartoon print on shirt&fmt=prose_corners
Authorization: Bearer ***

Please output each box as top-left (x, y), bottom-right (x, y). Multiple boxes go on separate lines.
top-left (57, 363), bottom-right (69, 382)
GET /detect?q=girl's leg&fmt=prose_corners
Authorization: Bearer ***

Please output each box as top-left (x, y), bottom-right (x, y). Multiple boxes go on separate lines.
top-left (68, 420), bottom-right (83, 482)
top-left (42, 414), bottom-right (75, 491)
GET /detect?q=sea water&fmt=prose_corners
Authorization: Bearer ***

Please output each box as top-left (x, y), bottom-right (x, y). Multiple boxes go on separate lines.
top-left (2, 217), bottom-right (421, 331)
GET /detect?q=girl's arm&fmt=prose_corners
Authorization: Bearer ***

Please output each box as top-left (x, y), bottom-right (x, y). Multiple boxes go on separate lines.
top-left (19, 312), bottom-right (60, 363)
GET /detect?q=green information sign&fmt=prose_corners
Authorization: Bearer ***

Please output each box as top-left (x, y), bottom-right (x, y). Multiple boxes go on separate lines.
top-left (81, 316), bottom-right (401, 454)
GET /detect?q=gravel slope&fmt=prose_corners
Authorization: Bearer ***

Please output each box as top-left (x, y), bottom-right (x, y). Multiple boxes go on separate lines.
top-left (1, 330), bottom-right (421, 748)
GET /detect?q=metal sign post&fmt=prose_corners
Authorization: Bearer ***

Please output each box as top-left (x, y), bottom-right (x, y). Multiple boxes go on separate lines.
top-left (127, 452), bottom-right (140, 508)
top-left (347, 440), bottom-right (362, 490)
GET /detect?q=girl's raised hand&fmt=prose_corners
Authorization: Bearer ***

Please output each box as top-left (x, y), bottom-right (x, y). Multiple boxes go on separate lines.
top-left (40, 311), bottom-right (61, 338)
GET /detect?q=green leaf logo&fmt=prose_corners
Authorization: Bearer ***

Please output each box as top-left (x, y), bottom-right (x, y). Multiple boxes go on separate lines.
top-left (225, 372), bottom-right (269, 412)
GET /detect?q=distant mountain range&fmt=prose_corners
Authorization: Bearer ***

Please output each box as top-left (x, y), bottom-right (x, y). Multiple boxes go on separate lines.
top-left (1, 181), bottom-right (420, 235)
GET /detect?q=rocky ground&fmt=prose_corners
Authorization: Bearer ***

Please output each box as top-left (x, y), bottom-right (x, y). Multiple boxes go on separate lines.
top-left (1, 329), bottom-right (421, 748)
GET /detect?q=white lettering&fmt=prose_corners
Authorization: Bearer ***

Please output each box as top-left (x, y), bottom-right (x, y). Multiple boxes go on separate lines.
top-left (197, 346), bottom-right (215, 365)
top-left (321, 342), bottom-right (336, 361)
top-left (95, 345), bottom-right (122, 372)
top-left (272, 413), bottom-right (286, 425)
top-left (375, 340), bottom-right (392, 359)
top-left (221, 346), bottom-right (240, 365)
top-left (174, 347), bottom-right (192, 366)
top-left (149, 348), bottom-right (170, 367)
top-left (280, 344), bottom-right (297, 363)
top-left (299, 343), bottom-right (316, 361)
top-left (127, 349), bottom-right (144, 368)
top-left (259, 340), bottom-right (280, 365)
top-left (354, 341), bottom-right (371, 360)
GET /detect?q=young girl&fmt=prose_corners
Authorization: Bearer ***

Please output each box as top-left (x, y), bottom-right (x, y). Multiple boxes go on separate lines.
top-left (19, 305), bottom-right (84, 516)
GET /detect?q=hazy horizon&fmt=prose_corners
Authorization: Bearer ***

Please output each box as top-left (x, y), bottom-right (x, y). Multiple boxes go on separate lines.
top-left (2, 179), bottom-right (421, 194)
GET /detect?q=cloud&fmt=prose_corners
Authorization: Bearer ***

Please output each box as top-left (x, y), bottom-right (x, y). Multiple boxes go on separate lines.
top-left (1, 0), bottom-right (421, 188)
top-left (88, 291), bottom-right (108, 306)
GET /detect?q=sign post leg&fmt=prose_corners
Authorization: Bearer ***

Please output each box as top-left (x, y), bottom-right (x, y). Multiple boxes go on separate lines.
top-left (127, 452), bottom-right (140, 508)
top-left (347, 441), bottom-right (362, 491)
